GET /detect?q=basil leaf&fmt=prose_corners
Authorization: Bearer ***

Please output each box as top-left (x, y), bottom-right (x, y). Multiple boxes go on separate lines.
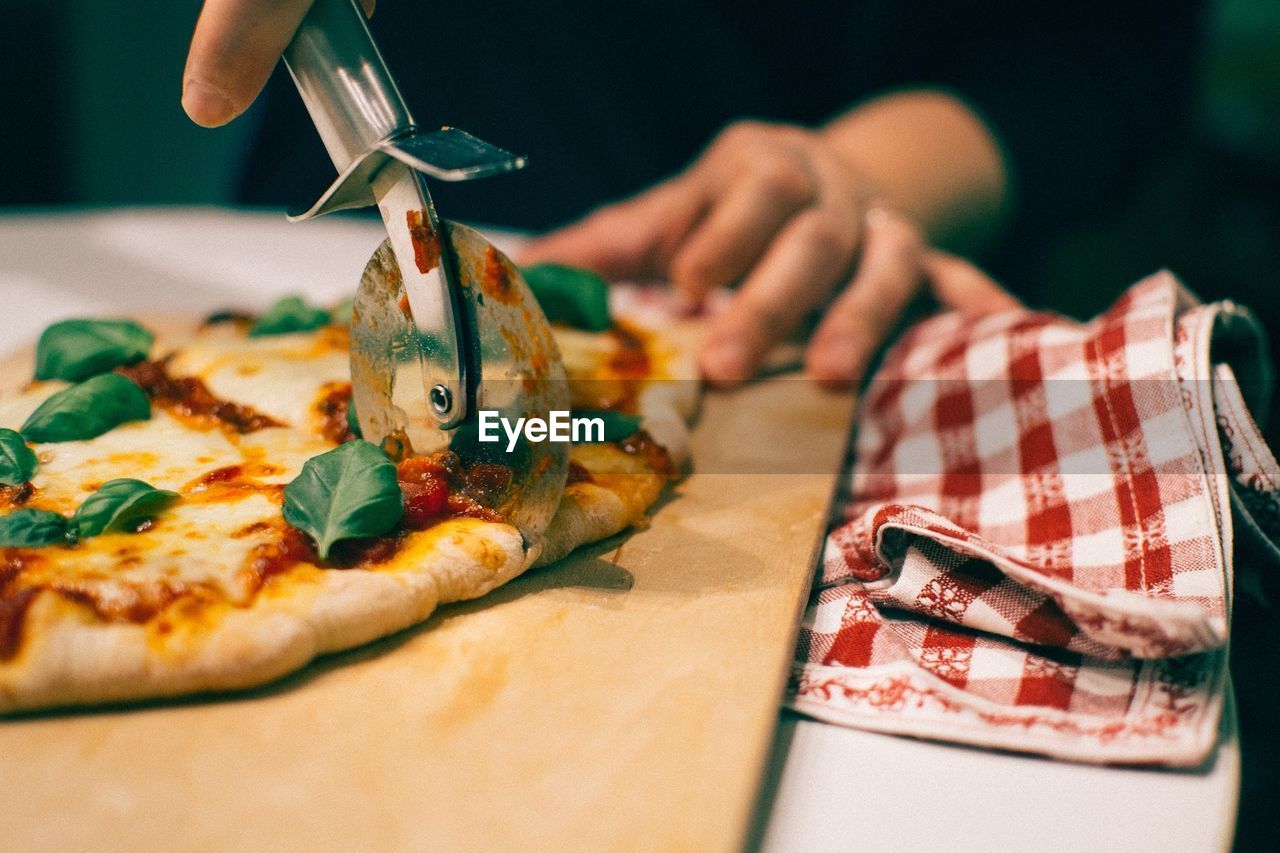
top-left (21, 373), bottom-right (151, 443)
top-left (521, 264), bottom-right (612, 332)
top-left (0, 428), bottom-right (37, 485)
top-left (0, 508), bottom-right (70, 547)
top-left (250, 296), bottom-right (331, 337)
top-left (346, 397), bottom-right (362, 439)
top-left (34, 319), bottom-right (153, 382)
top-left (73, 478), bottom-right (178, 537)
top-left (282, 440), bottom-right (403, 559)
top-left (573, 410), bottom-right (643, 442)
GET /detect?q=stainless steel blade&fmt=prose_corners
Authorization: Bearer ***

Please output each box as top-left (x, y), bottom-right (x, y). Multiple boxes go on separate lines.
top-left (287, 128), bottom-right (527, 222)
top-left (370, 161), bottom-right (469, 429)
top-left (350, 222), bottom-right (569, 551)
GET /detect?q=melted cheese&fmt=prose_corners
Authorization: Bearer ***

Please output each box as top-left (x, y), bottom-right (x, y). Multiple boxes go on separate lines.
top-left (166, 324), bottom-right (349, 428)
top-left (31, 413), bottom-right (245, 510)
top-left (234, 426), bottom-right (334, 484)
top-left (18, 495), bottom-right (282, 606)
top-left (0, 381), bottom-right (63, 431)
top-left (552, 326), bottom-right (620, 379)
top-left (7, 406), bottom-right (329, 611)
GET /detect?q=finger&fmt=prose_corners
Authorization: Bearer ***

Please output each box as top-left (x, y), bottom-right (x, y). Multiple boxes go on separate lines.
top-left (518, 176), bottom-right (709, 281)
top-left (922, 250), bottom-right (1022, 315)
top-left (804, 209), bottom-right (924, 389)
top-left (184, 0), bottom-right (320, 127)
top-left (667, 161), bottom-right (815, 305)
top-left (700, 207), bottom-right (859, 386)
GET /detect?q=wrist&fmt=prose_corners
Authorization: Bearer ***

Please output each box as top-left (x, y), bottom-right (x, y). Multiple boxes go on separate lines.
top-left (819, 89), bottom-right (1009, 253)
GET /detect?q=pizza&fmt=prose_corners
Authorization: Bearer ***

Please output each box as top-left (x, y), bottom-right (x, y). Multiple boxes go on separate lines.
top-left (0, 268), bottom-right (696, 712)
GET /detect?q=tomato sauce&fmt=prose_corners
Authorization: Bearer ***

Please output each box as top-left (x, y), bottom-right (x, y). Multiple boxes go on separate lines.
top-left (244, 521), bottom-right (408, 590)
top-left (0, 481), bottom-right (35, 508)
top-left (480, 246), bottom-right (519, 305)
top-left (607, 322), bottom-right (652, 379)
top-left (395, 453), bottom-right (508, 529)
top-left (117, 361), bottom-right (281, 434)
top-left (315, 383), bottom-right (357, 444)
top-left (566, 461), bottom-right (593, 485)
top-left (0, 585), bottom-right (37, 661)
top-left (406, 210), bottom-right (441, 274)
top-left (578, 320), bottom-right (655, 412)
top-left (619, 430), bottom-right (677, 479)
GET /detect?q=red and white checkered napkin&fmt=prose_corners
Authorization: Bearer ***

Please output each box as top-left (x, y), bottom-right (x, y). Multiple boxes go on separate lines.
top-left (788, 271), bottom-right (1279, 765)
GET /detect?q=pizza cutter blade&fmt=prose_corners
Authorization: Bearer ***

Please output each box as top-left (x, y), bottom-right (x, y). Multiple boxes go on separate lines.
top-left (281, 0), bottom-right (567, 551)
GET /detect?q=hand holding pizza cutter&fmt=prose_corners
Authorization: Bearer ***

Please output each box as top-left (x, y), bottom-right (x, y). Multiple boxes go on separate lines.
top-left (281, 0), bottom-right (568, 553)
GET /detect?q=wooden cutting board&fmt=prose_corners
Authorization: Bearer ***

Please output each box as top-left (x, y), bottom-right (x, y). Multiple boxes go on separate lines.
top-left (0, 335), bottom-right (855, 853)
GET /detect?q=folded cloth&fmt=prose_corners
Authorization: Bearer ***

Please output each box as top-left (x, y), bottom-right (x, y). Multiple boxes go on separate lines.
top-left (788, 272), bottom-right (1277, 766)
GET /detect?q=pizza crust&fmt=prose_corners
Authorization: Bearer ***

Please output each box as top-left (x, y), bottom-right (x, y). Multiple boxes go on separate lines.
top-left (0, 519), bottom-right (527, 712)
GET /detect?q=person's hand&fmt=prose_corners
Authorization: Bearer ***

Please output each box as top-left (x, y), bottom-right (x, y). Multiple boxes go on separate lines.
top-left (521, 121), bottom-right (1017, 389)
top-left (182, 0), bottom-right (375, 127)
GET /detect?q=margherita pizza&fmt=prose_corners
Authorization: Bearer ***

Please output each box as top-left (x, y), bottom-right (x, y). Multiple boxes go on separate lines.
top-left (0, 268), bottom-right (696, 712)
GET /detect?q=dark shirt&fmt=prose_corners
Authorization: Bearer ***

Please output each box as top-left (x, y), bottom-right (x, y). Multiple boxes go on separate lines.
top-left (238, 0), bottom-right (1204, 286)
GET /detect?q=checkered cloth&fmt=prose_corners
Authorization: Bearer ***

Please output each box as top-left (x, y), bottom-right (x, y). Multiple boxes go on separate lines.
top-left (788, 272), bottom-right (1277, 765)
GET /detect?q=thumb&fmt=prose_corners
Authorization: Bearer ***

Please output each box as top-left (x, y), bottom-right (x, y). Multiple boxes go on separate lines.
top-left (182, 0), bottom-right (375, 128)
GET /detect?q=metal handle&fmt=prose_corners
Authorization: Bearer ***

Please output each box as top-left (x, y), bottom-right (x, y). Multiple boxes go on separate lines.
top-left (282, 0), bottom-right (413, 171)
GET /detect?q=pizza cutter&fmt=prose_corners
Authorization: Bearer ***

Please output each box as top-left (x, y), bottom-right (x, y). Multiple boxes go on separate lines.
top-left (281, 0), bottom-right (568, 551)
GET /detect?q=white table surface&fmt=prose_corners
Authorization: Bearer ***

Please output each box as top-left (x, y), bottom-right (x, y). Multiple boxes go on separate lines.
top-left (0, 208), bottom-right (1240, 852)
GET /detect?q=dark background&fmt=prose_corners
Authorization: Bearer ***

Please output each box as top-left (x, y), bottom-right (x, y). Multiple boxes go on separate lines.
top-left (5, 2), bottom-right (1276, 358)
top-left (1, 1), bottom-right (1277, 847)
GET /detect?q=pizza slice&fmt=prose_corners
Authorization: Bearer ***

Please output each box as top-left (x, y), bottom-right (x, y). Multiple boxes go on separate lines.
top-left (0, 266), bottom-right (698, 712)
